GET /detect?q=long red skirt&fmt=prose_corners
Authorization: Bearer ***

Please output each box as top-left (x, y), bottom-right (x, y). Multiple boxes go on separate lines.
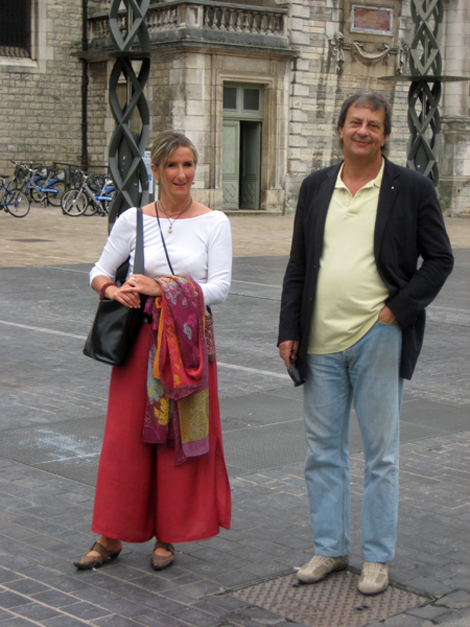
top-left (91, 322), bottom-right (231, 544)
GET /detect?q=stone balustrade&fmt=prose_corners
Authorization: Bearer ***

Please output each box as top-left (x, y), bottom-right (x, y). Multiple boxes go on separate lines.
top-left (88, 0), bottom-right (288, 50)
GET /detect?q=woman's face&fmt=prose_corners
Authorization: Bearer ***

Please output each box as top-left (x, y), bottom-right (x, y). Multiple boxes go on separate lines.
top-left (152, 146), bottom-right (196, 202)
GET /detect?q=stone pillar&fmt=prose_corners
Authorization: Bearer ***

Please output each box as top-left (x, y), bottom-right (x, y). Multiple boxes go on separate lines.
top-left (439, 0), bottom-right (470, 214)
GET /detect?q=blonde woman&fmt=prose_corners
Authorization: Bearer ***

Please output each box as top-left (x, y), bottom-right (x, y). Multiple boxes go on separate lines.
top-left (74, 130), bottom-right (232, 571)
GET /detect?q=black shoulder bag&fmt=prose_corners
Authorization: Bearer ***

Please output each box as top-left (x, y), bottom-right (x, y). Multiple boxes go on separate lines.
top-left (83, 207), bottom-right (145, 367)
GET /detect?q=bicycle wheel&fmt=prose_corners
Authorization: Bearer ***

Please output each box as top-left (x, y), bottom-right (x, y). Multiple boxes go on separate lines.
top-left (30, 181), bottom-right (45, 203)
top-left (7, 189), bottom-right (30, 217)
top-left (83, 199), bottom-right (98, 216)
top-left (62, 189), bottom-right (88, 216)
top-left (46, 181), bottom-right (67, 207)
top-left (101, 199), bottom-right (111, 214)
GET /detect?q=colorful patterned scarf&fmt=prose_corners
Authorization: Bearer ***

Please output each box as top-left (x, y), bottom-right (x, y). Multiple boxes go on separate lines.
top-left (143, 276), bottom-right (209, 464)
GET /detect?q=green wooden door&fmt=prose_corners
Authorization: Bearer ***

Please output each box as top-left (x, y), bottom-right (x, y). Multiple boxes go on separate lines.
top-left (222, 120), bottom-right (240, 210)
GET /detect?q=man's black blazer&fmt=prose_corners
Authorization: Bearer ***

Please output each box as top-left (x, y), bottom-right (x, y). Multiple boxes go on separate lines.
top-left (278, 158), bottom-right (454, 380)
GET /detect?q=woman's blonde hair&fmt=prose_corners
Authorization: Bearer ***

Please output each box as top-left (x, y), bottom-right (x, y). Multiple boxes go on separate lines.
top-left (150, 130), bottom-right (198, 173)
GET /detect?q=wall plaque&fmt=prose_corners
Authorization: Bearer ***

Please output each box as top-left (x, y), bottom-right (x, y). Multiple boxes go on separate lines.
top-left (351, 5), bottom-right (393, 35)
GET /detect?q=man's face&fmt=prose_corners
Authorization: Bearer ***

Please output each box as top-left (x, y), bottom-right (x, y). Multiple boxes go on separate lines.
top-left (338, 104), bottom-right (388, 164)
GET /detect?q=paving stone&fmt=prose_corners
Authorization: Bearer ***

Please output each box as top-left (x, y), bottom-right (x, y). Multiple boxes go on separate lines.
top-left (407, 604), bottom-right (455, 620)
top-left (0, 570), bottom-right (23, 585)
top-left (12, 602), bottom-right (63, 621)
top-left (124, 573), bottom-right (177, 592)
top-left (40, 574), bottom-right (92, 593)
top-left (42, 616), bottom-right (100, 627)
top-left (170, 605), bottom-right (218, 626)
top-left (382, 613), bottom-right (435, 626)
top-left (0, 608), bottom-right (15, 621)
top-left (205, 594), bottom-right (250, 611)
top-left (3, 579), bottom-right (52, 596)
top-left (93, 615), bottom-right (147, 627)
top-left (436, 591), bottom-right (470, 609)
top-left (0, 617), bottom-right (43, 627)
top-left (135, 611), bottom-right (190, 627)
top-left (442, 577), bottom-right (470, 592)
top-left (178, 580), bottom-right (225, 598)
top-left (60, 600), bottom-right (111, 620)
top-left (29, 589), bottom-right (79, 609)
top-left (0, 591), bottom-right (32, 609)
top-left (97, 596), bottom-right (154, 619)
top-left (404, 578), bottom-right (454, 597)
top-left (433, 609), bottom-right (470, 625)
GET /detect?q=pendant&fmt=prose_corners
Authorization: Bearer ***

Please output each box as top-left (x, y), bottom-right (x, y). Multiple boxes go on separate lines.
top-left (168, 226), bottom-right (172, 233)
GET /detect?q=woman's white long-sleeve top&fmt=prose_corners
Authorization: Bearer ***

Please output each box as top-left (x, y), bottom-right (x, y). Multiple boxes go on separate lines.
top-left (89, 208), bottom-right (232, 305)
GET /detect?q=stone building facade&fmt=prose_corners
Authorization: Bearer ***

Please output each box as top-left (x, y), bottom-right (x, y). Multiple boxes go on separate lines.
top-left (0, 0), bottom-right (84, 170)
top-left (1, 0), bottom-right (469, 214)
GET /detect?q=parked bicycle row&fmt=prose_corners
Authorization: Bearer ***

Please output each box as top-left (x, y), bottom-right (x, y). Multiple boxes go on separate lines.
top-left (61, 171), bottom-right (115, 217)
top-left (1, 161), bottom-right (115, 217)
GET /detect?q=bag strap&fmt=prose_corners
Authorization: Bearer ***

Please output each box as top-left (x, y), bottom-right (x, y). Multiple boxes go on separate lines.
top-left (155, 201), bottom-right (211, 315)
top-left (155, 202), bottom-right (175, 275)
top-left (134, 206), bottom-right (145, 275)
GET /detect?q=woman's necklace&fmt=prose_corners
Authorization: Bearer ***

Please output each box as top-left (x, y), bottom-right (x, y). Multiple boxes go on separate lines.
top-left (157, 198), bottom-right (192, 233)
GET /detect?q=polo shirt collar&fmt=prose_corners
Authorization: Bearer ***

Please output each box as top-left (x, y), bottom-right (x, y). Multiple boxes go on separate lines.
top-left (335, 158), bottom-right (385, 191)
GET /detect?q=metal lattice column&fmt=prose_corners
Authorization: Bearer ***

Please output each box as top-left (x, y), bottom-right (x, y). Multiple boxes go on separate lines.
top-left (407, 0), bottom-right (444, 184)
top-left (108, 0), bottom-right (150, 228)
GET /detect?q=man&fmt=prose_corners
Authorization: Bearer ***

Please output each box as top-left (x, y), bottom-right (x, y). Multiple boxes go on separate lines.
top-left (278, 91), bottom-right (453, 595)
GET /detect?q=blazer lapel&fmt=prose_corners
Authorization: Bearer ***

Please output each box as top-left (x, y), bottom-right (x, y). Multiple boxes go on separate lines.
top-left (374, 159), bottom-right (401, 260)
top-left (310, 165), bottom-right (340, 261)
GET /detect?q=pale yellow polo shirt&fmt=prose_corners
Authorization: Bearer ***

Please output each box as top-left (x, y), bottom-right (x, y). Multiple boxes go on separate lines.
top-left (308, 160), bottom-right (389, 354)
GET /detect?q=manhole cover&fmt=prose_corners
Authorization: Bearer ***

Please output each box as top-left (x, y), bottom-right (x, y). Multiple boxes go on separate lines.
top-left (230, 571), bottom-right (428, 627)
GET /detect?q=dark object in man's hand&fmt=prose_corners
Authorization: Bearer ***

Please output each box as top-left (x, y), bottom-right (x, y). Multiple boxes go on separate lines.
top-left (288, 360), bottom-right (304, 386)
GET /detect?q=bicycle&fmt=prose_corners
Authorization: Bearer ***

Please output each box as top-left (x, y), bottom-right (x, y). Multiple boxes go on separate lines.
top-left (34, 165), bottom-right (67, 207)
top-left (84, 174), bottom-right (115, 216)
top-left (62, 172), bottom-right (114, 217)
top-left (11, 161), bottom-right (67, 207)
top-left (0, 176), bottom-right (31, 217)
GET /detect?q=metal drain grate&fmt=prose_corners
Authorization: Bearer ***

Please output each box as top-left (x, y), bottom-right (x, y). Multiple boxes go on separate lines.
top-left (230, 571), bottom-right (428, 627)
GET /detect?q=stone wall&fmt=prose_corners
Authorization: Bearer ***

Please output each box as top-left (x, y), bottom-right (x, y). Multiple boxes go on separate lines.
top-left (87, 61), bottom-right (109, 171)
top-left (0, 0), bottom-right (83, 177)
top-left (283, 0), bottom-right (412, 212)
top-left (3, 0), bottom-right (468, 214)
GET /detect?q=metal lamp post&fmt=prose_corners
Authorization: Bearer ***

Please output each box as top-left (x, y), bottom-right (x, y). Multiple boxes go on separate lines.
top-left (107, 0), bottom-right (151, 229)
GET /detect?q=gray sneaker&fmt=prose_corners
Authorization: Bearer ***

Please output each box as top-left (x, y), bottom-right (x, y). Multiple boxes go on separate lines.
top-left (358, 561), bottom-right (389, 595)
top-left (297, 555), bottom-right (349, 584)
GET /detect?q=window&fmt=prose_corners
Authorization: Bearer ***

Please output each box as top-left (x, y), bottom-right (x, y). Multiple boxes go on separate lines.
top-left (223, 84), bottom-right (263, 119)
top-left (223, 87), bottom-right (237, 110)
top-left (0, 0), bottom-right (31, 58)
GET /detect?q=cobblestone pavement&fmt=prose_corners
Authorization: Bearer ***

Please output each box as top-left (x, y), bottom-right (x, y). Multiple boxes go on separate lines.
top-left (0, 209), bottom-right (470, 626)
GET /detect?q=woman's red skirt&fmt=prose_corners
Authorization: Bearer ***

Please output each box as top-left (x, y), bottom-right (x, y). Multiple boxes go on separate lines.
top-left (91, 322), bottom-right (231, 544)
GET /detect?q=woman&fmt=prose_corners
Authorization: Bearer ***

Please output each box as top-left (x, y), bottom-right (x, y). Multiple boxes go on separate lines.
top-left (74, 130), bottom-right (232, 571)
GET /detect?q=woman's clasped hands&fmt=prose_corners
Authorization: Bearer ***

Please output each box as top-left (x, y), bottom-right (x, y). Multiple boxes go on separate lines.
top-left (116, 274), bottom-right (163, 308)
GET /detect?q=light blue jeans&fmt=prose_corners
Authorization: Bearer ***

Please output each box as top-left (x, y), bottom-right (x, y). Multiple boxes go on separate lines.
top-left (303, 322), bottom-right (403, 563)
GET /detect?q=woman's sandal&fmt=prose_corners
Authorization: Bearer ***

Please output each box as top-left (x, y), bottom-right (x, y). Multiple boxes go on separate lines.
top-left (73, 541), bottom-right (121, 570)
top-left (151, 540), bottom-right (175, 571)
